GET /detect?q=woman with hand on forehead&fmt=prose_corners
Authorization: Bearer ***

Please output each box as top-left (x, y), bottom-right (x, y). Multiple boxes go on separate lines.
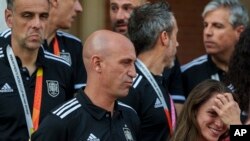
top-left (171, 79), bottom-right (241, 141)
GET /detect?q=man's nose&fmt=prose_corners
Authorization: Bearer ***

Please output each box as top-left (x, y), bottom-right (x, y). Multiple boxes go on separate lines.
top-left (129, 64), bottom-right (137, 78)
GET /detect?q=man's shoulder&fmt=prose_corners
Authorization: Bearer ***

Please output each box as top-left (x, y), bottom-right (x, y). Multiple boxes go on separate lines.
top-left (117, 101), bottom-right (140, 123)
top-left (181, 54), bottom-right (209, 73)
top-left (51, 97), bottom-right (82, 120)
top-left (131, 73), bottom-right (149, 90)
top-left (56, 30), bottom-right (82, 44)
top-left (117, 101), bottom-right (137, 114)
top-left (0, 29), bottom-right (11, 46)
top-left (42, 49), bottom-right (71, 67)
top-left (0, 29), bottom-right (11, 39)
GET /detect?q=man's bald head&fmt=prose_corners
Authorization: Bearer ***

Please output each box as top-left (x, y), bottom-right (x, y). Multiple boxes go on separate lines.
top-left (83, 30), bottom-right (136, 99)
top-left (83, 30), bottom-right (135, 72)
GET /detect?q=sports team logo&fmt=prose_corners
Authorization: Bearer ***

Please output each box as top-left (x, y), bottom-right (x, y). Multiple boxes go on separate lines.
top-left (46, 80), bottom-right (59, 97)
top-left (123, 125), bottom-right (134, 141)
top-left (60, 52), bottom-right (72, 65)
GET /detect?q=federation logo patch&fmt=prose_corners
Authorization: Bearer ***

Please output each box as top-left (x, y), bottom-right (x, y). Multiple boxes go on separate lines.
top-left (60, 52), bottom-right (72, 65)
top-left (46, 80), bottom-right (59, 97)
top-left (123, 125), bottom-right (134, 141)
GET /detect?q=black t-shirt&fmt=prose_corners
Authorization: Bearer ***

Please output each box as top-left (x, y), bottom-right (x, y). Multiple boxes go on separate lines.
top-left (181, 54), bottom-right (225, 98)
top-left (32, 91), bottom-right (141, 141)
top-left (120, 66), bottom-right (174, 141)
top-left (163, 58), bottom-right (185, 103)
top-left (0, 35), bottom-right (74, 141)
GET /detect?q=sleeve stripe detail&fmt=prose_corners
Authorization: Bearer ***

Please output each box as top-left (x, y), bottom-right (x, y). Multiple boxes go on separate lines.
top-left (55, 101), bottom-right (79, 116)
top-left (52, 98), bottom-right (82, 119)
top-left (171, 95), bottom-right (186, 101)
top-left (133, 75), bottom-right (142, 88)
top-left (74, 83), bottom-right (86, 90)
top-left (44, 51), bottom-right (70, 66)
top-left (53, 98), bottom-right (77, 114)
top-left (60, 104), bottom-right (81, 119)
top-left (117, 101), bottom-right (137, 114)
top-left (57, 31), bottom-right (81, 42)
top-left (181, 55), bottom-right (208, 72)
top-left (0, 28), bottom-right (11, 38)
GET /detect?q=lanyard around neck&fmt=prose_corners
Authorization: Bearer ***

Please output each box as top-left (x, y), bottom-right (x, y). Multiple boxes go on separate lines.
top-left (135, 59), bottom-right (176, 136)
top-left (7, 45), bottom-right (34, 137)
top-left (32, 67), bottom-right (43, 131)
top-left (7, 45), bottom-right (43, 137)
top-left (53, 37), bottom-right (60, 56)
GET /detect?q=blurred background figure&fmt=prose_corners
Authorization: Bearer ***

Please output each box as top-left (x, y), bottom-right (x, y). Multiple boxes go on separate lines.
top-left (109, 0), bottom-right (140, 36)
top-left (226, 26), bottom-right (250, 124)
top-left (43, 0), bottom-right (87, 92)
top-left (181, 0), bottom-right (249, 98)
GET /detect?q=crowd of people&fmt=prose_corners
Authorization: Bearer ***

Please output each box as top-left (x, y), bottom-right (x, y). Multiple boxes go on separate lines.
top-left (0, 0), bottom-right (249, 141)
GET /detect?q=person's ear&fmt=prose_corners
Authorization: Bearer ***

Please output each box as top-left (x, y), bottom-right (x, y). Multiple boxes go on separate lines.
top-left (235, 25), bottom-right (245, 39)
top-left (92, 55), bottom-right (102, 73)
top-left (160, 31), bottom-right (170, 47)
top-left (5, 9), bottom-right (13, 28)
top-left (49, 0), bottom-right (59, 7)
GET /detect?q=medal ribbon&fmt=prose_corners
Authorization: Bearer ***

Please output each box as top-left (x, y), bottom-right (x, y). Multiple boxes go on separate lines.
top-left (53, 37), bottom-right (60, 56)
top-left (32, 67), bottom-right (43, 131)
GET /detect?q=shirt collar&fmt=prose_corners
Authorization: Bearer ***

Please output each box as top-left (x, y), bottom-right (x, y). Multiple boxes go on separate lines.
top-left (76, 90), bottom-right (122, 120)
top-left (207, 54), bottom-right (225, 73)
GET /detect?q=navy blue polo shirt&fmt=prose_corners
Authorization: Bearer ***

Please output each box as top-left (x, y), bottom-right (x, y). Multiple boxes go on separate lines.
top-left (32, 91), bottom-right (141, 141)
top-left (120, 66), bottom-right (174, 141)
top-left (0, 35), bottom-right (74, 141)
top-left (181, 54), bottom-right (226, 98)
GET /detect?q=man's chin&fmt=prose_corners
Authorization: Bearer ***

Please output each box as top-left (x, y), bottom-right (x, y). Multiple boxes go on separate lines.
top-left (117, 90), bottom-right (130, 98)
top-left (25, 42), bottom-right (42, 50)
top-left (164, 59), bottom-right (175, 69)
top-left (114, 27), bottom-right (127, 35)
top-left (116, 30), bottom-right (127, 35)
top-left (205, 49), bottom-right (220, 55)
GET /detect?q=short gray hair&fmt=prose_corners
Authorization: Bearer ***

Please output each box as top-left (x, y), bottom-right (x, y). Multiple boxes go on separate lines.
top-left (6, 0), bottom-right (50, 10)
top-left (128, 1), bottom-right (175, 55)
top-left (202, 0), bottom-right (249, 28)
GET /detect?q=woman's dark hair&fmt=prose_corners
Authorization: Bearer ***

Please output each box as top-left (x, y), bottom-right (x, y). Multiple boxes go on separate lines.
top-left (226, 26), bottom-right (250, 112)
